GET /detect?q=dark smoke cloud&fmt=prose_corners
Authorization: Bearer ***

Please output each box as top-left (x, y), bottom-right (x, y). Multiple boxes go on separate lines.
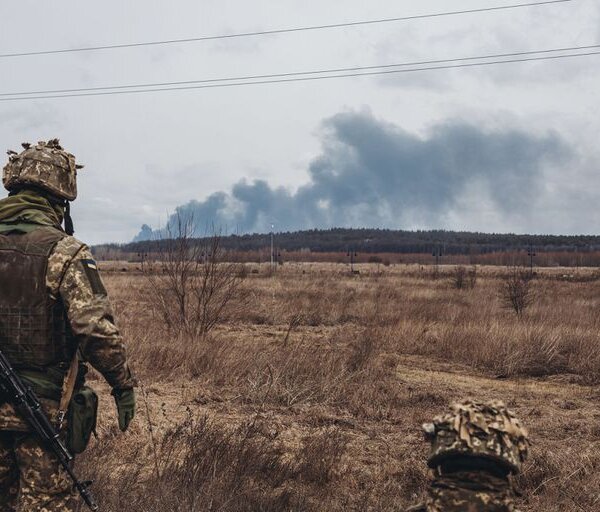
top-left (134, 111), bottom-right (570, 240)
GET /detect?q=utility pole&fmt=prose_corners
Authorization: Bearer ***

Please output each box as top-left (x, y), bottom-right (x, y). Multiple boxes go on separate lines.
top-left (347, 248), bottom-right (358, 274)
top-left (527, 244), bottom-right (536, 276)
top-left (270, 224), bottom-right (274, 271)
top-left (269, 224), bottom-right (276, 311)
top-left (432, 244), bottom-right (443, 278)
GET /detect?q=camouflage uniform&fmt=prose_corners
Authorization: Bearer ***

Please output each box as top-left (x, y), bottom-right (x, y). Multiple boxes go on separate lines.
top-left (0, 140), bottom-right (135, 511)
top-left (0, 432), bottom-right (77, 511)
top-left (407, 400), bottom-right (529, 512)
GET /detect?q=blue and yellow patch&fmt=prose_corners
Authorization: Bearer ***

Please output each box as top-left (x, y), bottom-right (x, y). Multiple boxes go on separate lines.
top-left (80, 259), bottom-right (107, 296)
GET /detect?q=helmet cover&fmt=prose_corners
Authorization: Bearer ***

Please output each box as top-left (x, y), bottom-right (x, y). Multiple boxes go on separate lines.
top-left (424, 400), bottom-right (529, 474)
top-left (3, 139), bottom-right (83, 201)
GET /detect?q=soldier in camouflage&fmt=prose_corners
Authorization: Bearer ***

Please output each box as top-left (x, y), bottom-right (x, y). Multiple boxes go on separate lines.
top-left (407, 400), bottom-right (529, 512)
top-left (0, 139), bottom-right (136, 511)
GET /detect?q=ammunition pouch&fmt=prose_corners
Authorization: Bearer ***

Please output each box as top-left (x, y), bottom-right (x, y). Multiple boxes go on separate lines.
top-left (67, 386), bottom-right (98, 454)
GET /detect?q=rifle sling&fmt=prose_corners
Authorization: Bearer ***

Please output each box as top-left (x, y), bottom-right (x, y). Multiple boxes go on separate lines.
top-left (57, 351), bottom-right (79, 427)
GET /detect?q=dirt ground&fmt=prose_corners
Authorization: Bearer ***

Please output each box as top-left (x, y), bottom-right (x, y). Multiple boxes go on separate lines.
top-left (80, 262), bottom-right (600, 511)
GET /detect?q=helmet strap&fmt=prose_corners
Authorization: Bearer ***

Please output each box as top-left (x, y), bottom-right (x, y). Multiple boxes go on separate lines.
top-left (64, 201), bottom-right (74, 236)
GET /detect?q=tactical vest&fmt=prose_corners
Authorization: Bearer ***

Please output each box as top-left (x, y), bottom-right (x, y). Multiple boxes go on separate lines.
top-left (0, 226), bottom-right (75, 368)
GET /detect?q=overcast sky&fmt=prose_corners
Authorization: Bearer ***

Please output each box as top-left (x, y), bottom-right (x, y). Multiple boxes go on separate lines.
top-left (1, 0), bottom-right (599, 244)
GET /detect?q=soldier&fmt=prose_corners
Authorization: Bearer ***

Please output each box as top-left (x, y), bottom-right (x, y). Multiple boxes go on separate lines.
top-left (407, 400), bottom-right (529, 512)
top-left (0, 139), bottom-right (136, 511)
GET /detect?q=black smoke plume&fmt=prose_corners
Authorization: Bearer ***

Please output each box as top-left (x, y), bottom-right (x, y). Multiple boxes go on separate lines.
top-left (134, 110), bottom-right (569, 240)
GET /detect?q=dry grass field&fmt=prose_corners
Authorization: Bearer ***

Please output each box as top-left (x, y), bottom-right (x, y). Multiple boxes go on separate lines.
top-left (80, 262), bottom-right (600, 511)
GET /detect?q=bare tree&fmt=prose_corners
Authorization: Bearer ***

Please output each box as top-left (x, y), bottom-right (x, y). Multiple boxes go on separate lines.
top-left (500, 267), bottom-right (534, 316)
top-left (142, 214), bottom-right (244, 339)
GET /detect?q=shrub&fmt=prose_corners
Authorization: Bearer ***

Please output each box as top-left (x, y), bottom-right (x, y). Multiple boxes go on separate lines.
top-left (501, 267), bottom-right (534, 316)
top-left (451, 265), bottom-right (477, 289)
top-left (141, 214), bottom-right (245, 339)
top-left (452, 265), bottom-right (467, 289)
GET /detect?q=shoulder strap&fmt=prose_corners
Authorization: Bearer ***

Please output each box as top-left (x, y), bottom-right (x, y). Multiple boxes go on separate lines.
top-left (0, 222), bottom-right (41, 235)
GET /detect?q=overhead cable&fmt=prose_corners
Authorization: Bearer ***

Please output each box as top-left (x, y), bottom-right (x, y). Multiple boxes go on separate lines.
top-left (0, 49), bottom-right (597, 101)
top-left (1, 44), bottom-right (597, 98)
top-left (0, 0), bottom-right (573, 59)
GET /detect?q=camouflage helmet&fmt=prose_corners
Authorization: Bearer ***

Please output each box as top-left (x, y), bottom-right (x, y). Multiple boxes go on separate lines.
top-left (423, 400), bottom-right (529, 475)
top-left (3, 139), bottom-right (83, 201)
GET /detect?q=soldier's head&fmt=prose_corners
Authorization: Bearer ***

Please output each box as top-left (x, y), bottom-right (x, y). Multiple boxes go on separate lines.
top-left (423, 400), bottom-right (529, 476)
top-left (3, 139), bottom-right (83, 235)
top-left (3, 139), bottom-right (83, 202)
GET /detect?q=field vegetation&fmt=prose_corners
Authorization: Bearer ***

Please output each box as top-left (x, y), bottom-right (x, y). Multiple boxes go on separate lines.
top-left (81, 260), bottom-right (600, 511)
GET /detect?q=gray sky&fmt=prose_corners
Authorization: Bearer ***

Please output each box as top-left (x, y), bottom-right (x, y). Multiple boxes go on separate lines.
top-left (1, 0), bottom-right (599, 244)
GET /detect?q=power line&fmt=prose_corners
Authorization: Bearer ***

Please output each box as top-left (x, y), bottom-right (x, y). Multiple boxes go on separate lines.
top-left (2, 44), bottom-right (597, 98)
top-left (0, 50), bottom-right (597, 102)
top-left (0, 0), bottom-right (573, 59)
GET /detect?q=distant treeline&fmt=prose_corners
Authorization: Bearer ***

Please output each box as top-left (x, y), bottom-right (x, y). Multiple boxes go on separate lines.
top-left (94, 228), bottom-right (600, 261)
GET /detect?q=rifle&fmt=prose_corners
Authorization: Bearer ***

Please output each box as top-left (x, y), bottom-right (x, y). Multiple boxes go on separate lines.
top-left (0, 349), bottom-right (98, 511)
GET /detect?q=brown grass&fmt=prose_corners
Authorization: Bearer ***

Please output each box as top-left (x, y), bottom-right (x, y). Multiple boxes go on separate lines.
top-left (79, 263), bottom-right (600, 511)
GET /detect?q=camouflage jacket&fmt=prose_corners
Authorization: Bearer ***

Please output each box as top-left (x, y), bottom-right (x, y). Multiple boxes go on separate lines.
top-left (0, 221), bottom-right (134, 429)
top-left (405, 472), bottom-right (519, 512)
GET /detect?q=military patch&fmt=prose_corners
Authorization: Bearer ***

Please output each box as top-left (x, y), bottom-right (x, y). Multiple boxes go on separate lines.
top-left (80, 259), bottom-right (107, 296)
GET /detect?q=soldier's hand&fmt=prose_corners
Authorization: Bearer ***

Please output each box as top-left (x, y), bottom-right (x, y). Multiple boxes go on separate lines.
top-left (112, 388), bottom-right (135, 431)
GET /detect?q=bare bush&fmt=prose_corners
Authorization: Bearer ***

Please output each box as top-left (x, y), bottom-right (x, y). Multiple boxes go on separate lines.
top-left (501, 267), bottom-right (534, 316)
top-left (451, 265), bottom-right (477, 289)
top-left (452, 265), bottom-right (467, 289)
top-left (141, 215), bottom-right (244, 339)
top-left (467, 265), bottom-right (477, 288)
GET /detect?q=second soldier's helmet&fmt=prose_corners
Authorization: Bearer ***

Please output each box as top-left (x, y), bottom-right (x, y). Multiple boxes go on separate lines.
top-left (3, 139), bottom-right (83, 201)
top-left (424, 400), bottom-right (529, 475)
